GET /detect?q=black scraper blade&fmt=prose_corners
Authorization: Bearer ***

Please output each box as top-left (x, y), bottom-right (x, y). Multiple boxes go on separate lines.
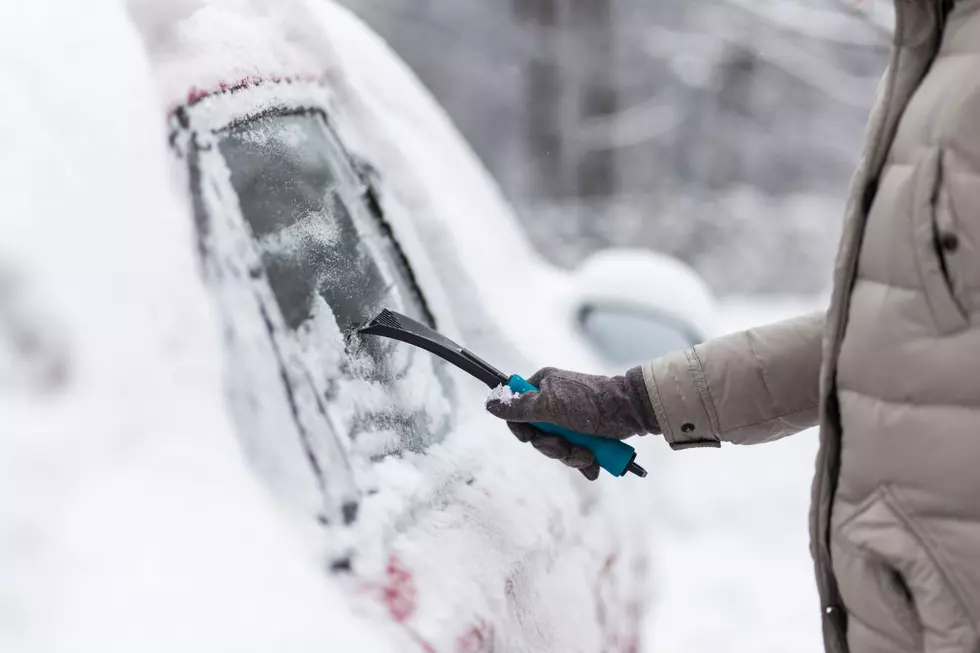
top-left (359, 309), bottom-right (509, 389)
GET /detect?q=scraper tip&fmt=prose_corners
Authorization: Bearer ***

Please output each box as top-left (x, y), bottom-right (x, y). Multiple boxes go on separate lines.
top-left (360, 308), bottom-right (402, 333)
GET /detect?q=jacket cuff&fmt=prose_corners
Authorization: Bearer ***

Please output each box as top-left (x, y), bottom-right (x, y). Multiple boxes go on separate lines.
top-left (625, 365), bottom-right (662, 435)
top-left (640, 348), bottom-right (721, 451)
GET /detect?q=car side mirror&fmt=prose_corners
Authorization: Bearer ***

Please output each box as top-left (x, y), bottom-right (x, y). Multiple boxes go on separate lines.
top-left (570, 249), bottom-right (715, 367)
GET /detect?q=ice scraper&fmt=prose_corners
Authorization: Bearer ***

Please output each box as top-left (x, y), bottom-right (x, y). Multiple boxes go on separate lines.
top-left (359, 308), bottom-right (647, 479)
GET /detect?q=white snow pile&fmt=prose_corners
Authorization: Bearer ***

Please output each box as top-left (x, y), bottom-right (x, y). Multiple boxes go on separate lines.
top-left (486, 384), bottom-right (518, 406)
top-left (0, 2), bottom-right (392, 652)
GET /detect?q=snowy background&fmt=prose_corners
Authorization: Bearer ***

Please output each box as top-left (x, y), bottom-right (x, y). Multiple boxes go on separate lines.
top-left (339, 0), bottom-right (891, 296)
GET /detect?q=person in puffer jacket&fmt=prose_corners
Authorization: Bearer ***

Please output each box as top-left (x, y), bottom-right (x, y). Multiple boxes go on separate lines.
top-left (486, 2), bottom-right (980, 652)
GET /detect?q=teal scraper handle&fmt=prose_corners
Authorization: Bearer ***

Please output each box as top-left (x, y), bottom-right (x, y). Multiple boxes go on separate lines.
top-left (507, 374), bottom-right (644, 478)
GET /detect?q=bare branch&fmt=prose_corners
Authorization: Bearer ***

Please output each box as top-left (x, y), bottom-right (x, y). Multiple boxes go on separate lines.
top-left (827, 0), bottom-right (896, 39)
top-left (574, 94), bottom-right (680, 150)
top-left (718, 0), bottom-right (890, 46)
top-left (642, 7), bottom-right (884, 109)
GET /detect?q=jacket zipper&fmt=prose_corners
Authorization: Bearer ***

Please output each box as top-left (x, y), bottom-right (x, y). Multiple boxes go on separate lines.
top-left (816, 2), bottom-right (949, 650)
top-left (814, 2), bottom-right (909, 648)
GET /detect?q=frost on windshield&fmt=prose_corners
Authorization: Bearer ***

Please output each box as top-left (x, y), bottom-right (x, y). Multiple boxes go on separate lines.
top-left (212, 110), bottom-right (454, 475)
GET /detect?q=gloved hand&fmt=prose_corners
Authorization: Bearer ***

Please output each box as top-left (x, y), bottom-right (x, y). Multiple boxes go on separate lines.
top-left (485, 367), bottom-right (660, 480)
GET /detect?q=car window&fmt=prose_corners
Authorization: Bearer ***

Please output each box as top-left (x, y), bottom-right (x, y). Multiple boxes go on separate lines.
top-left (579, 303), bottom-right (703, 366)
top-left (194, 108), bottom-right (455, 469)
top-left (219, 111), bottom-right (429, 334)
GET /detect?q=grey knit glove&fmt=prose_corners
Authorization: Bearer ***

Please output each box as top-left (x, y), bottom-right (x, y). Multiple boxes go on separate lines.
top-left (485, 367), bottom-right (660, 481)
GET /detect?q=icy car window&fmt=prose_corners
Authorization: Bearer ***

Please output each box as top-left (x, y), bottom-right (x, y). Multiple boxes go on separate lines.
top-left (210, 110), bottom-right (454, 459)
top-left (579, 304), bottom-right (702, 366)
top-left (219, 112), bottom-right (424, 332)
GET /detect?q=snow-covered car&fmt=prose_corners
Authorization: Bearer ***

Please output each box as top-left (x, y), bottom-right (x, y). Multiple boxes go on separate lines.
top-left (1, 0), bottom-right (712, 651)
top-left (572, 249), bottom-right (714, 369)
top-left (130, 1), bottom-right (667, 651)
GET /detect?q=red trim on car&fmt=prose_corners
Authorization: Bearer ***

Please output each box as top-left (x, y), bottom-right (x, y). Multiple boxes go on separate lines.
top-left (171, 73), bottom-right (324, 114)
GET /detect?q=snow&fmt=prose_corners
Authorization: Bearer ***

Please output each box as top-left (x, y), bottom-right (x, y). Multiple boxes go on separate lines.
top-left (642, 296), bottom-right (826, 653)
top-left (487, 384), bottom-right (518, 406)
top-left (128, 0), bottom-right (334, 109)
top-left (0, 2), bottom-right (393, 651)
top-left (571, 248), bottom-right (716, 340)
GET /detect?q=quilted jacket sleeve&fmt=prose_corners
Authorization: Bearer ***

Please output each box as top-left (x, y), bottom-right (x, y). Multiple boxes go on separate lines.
top-left (640, 312), bottom-right (824, 448)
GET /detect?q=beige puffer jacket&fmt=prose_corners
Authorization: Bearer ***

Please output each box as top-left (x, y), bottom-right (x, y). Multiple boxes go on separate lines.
top-left (641, 1), bottom-right (980, 651)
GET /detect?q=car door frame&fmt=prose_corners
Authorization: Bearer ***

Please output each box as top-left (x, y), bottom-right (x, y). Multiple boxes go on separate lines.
top-left (168, 80), bottom-right (363, 530)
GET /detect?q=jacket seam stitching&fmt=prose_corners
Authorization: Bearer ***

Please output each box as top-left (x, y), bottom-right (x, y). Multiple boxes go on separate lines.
top-left (835, 487), bottom-right (888, 533)
top-left (882, 486), bottom-right (979, 631)
top-left (833, 529), bottom-right (924, 643)
top-left (936, 148), bottom-right (976, 314)
top-left (831, 536), bottom-right (923, 642)
top-left (645, 365), bottom-right (675, 443)
top-left (719, 404), bottom-right (818, 436)
top-left (853, 275), bottom-right (938, 294)
top-left (837, 488), bottom-right (977, 641)
top-left (857, 274), bottom-right (980, 302)
top-left (863, 59), bottom-right (899, 183)
top-left (837, 387), bottom-right (980, 411)
top-left (909, 148), bottom-right (953, 330)
top-left (746, 329), bottom-right (786, 431)
top-left (685, 348), bottom-right (721, 438)
top-left (844, 603), bottom-right (921, 649)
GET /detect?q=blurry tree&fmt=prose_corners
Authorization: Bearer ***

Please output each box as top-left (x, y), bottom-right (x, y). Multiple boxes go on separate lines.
top-left (338, 0), bottom-right (891, 295)
top-left (514, 0), bottom-right (566, 198)
top-left (569, 0), bottom-right (620, 251)
top-left (569, 0), bottom-right (619, 198)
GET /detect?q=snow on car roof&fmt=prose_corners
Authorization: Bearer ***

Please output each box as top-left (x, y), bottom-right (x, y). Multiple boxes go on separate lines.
top-left (129, 0), bottom-right (336, 109)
